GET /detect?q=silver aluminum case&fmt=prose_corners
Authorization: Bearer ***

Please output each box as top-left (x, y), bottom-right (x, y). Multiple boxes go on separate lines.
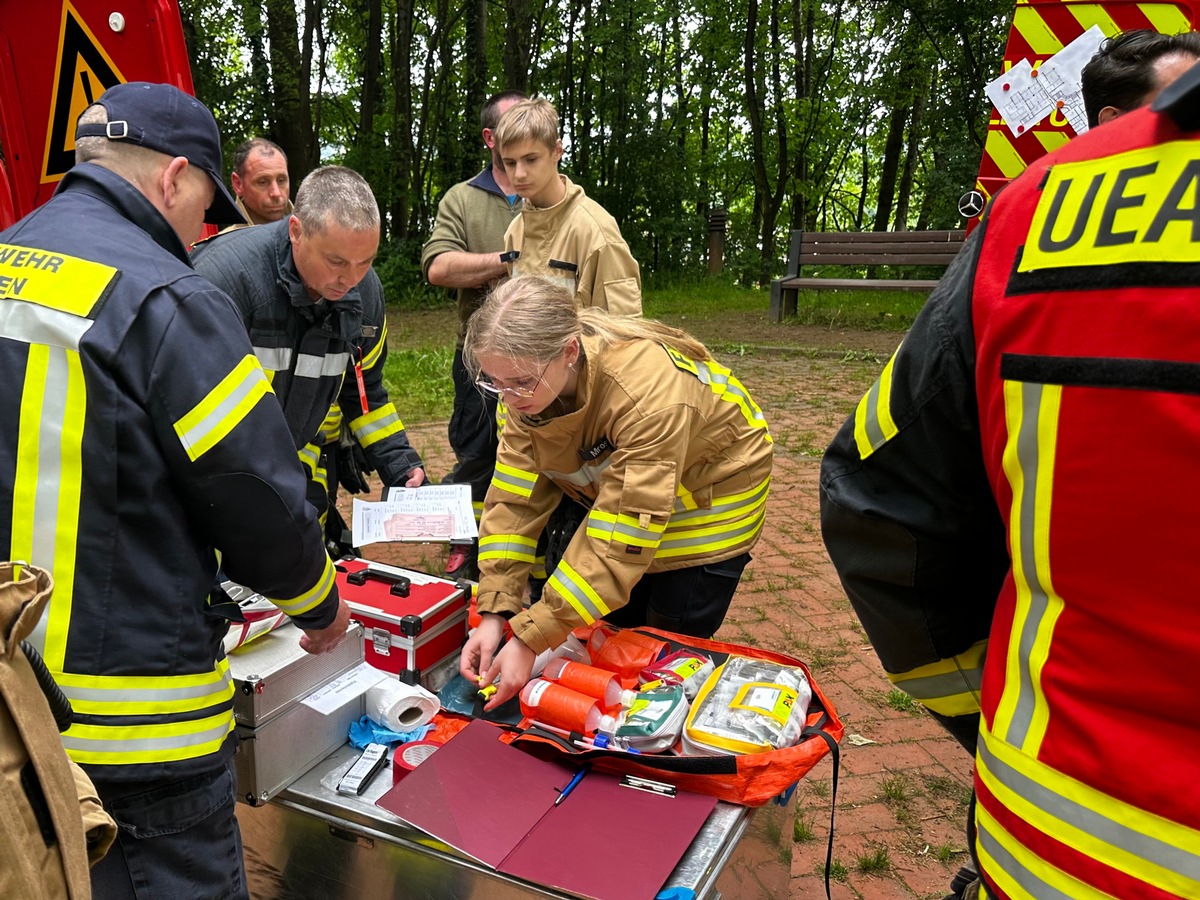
top-left (229, 620), bottom-right (364, 727)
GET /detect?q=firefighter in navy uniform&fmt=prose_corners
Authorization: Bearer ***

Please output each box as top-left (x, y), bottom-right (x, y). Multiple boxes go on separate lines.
top-left (821, 64), bottom-right (1200, 900)
top-left (0, 82), bottom-right (350, 900)
top-left (191, 166), bottom-right (426, 553)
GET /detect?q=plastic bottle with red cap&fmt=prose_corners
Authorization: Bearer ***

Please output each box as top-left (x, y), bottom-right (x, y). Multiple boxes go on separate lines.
top-left (541, 658), bottom-right (636, 711)
top-left (519, 678), bottom-right (623, 735)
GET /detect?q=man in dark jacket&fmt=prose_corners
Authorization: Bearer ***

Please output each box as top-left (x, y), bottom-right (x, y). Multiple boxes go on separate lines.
top-left (193, 166), bottom-right (426, 551)
top-left (0, 81), bottom-right (349, 900)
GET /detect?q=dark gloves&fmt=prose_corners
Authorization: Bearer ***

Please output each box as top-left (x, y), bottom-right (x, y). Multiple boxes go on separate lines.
top-left (337, 440), bottom-right (374, 494)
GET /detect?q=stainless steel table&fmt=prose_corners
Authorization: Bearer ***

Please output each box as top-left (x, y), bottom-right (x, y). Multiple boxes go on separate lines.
top-left (239, 743), bottom-right (793, 899)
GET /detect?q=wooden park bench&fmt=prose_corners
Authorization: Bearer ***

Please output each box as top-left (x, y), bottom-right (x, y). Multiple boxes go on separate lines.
top-left (768, 229), bottom-right (966, 323)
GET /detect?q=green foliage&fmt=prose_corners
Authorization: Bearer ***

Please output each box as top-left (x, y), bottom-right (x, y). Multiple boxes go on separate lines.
top-left (180, 0), bottom-right (1011, 283)
top-left (375, 238), bottom-right (446, 310)
top-left (855, 845), bottom-right (893, 874)
top-left (793, 815), bottom-right (817, 843)
top-left (885, 689), bottom-right (919, 713)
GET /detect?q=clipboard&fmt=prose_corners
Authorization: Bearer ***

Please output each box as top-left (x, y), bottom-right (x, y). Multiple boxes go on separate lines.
top-left (376, 720), bottom-right (716, 899)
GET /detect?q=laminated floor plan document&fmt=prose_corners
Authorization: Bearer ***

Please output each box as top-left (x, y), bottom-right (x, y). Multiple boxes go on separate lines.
top-left (376, 720), bottom-right (716, 899)
top-left (352, 484), bottom-right (477, 544)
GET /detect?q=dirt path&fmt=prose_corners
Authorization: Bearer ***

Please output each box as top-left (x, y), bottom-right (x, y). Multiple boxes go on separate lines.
top-left (366, 308), bottom-right (972, 899)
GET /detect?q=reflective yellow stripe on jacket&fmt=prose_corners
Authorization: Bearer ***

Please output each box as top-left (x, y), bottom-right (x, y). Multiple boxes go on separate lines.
top-left (547, 559), bottom-right (612, 625)
top-left (655, 476), bottom-right (770, 559)
top-left (976, 728), bottom-right (1200, 899)
top-left (350, 402), bottom-right (405, 449)
top-left (173, 355), bottom-right (275, 461)
top-left (664, 345), bottom-right (771, 436)
top-left (479, 533), bottom-right (538, 564)
top-left (887, 640), bottom-right (986, 717)
top-left (61, 712), bottom-right (236, 766)
top-left (491, 462), bottom-right (538, 498)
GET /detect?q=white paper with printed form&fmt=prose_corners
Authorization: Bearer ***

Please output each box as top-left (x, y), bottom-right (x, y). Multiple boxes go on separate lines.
top-left (301, 662), bottom-right (387, 715)
top-left (986, 59), bottom-right (1053, 136)
top-left (351, 484), bottom-right (478, 544)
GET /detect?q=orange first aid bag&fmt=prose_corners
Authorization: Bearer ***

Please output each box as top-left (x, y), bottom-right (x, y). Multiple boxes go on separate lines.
top-left (514, 626), bottom-right (842, 807)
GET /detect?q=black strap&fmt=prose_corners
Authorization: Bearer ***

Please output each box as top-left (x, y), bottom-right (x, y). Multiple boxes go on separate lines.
top-left (800, 725), bottom-right (840, 900)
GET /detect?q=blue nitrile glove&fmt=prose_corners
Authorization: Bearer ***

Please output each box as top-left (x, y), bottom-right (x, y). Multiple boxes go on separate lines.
top-left (349, 715), bottom-right (434, 749)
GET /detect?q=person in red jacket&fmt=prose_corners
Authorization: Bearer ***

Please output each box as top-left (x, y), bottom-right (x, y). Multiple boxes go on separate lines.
top-left (822, 63), bottom-right (1200, 900)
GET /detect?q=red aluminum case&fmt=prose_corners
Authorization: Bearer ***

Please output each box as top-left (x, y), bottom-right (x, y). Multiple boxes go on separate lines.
top-left (336, 558), bottom-right (467, 685)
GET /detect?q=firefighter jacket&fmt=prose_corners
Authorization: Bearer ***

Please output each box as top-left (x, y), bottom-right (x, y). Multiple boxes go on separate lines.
top-left (421, 167), bottom-right (520, 346)
top-left (821, 78), bottom-right (1200, 899)
top-left (192, 220), bottom-right (423, 509)
top-left (476, 335), bottom-right (773, 653)
top-left (0, 164), bottom-right (340, 783)
top-left (503, 175), bottom-right (643, 316)
top-left (1, 563), bottom-right (115, 900)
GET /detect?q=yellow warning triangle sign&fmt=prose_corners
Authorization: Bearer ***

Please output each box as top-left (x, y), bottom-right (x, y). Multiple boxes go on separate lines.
top-left (41, 2), bottom-right (125, 183)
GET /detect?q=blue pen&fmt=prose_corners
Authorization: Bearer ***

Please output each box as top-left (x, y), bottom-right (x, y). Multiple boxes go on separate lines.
top-left (554, 767), bottom-right (588, 806)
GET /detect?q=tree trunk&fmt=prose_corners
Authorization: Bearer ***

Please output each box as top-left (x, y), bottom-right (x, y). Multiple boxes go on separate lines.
top-left (461, 0), bottom-right (487, 182)
top-left (503, 0), bottom-right (534, 93)
top-left (389, 0), bottom-right (415, 238)
top-left (892, 78), bottom-right (925, 230)
top-left (264, 0), bottom-right (317, 182)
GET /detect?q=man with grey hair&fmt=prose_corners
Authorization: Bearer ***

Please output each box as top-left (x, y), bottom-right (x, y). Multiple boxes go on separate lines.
top-left (193, 166), bottom-right (425, 549)
top-left (0, 81), bottom-right (350, 900)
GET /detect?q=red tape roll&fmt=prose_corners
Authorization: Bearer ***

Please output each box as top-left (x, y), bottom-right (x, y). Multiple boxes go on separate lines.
top-left (392, 740), bottom-right (439, 781)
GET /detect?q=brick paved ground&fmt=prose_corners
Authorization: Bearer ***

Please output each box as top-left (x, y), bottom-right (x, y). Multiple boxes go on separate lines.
top-left (360, 316), bottom-right (975, 900)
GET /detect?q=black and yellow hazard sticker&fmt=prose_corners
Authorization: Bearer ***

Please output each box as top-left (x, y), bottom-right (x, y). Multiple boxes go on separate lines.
top-left (41, 2), bottom-right (126, 183)
top-left (0, 244), bottom-right (118, 316)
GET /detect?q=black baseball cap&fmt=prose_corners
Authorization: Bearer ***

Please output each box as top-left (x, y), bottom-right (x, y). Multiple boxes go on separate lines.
top-left (75, 81), bottom-right (245, 226)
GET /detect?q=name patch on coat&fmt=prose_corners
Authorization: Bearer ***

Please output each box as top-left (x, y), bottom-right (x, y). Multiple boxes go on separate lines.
top-left (580, 436), bottom-right (614, 460)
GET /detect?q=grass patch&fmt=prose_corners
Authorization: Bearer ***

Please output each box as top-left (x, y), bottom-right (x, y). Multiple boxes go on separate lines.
top-left (855, 845), bottom-right (892, 874)
top-left (793, 816), bottom-right (817, 843)
top-left (383, 347), bottom-right (455, 423)
top-left (935, 843), bottom-right (964, 862)
top-left (642, 277), bottom-right (765, 318)
top-left (826, 859), bottom-right (849, 881)
top-left (785, 289), bottom-right (925, 332)
top-left (923, 774), bottom-right (973, 808)
top-left (885, 689), bottom-right (919, 713)
top-left (880, 773), bottom-right (911, 805)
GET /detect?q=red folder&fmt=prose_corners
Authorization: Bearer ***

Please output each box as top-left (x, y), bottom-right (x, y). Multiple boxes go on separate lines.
top-left (376, 720), bottom-right (716, 899)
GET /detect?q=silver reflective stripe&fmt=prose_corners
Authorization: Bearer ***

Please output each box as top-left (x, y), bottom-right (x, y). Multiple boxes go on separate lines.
top-left (61, 718), bottom-right (232, 754)
top-left (63, 672), bottom-right (232, 704)
top-left (175, 366), bottom-right (269, 452)
top-left (671, 479), bottom-right (770, 520)
top-left (858, 378), bottom-right (888, 452)
top-left (658, 509), bottom-right (763, 552)
top-left (548, 567), bottom-right (607, 622)
top-left (895, 667), bottom-right (982, 702)
top-left (352, 409), bottom-right (401, 442)
top-left (26, 347), bottom-right (73, 654)
top-left (493, 468), bottom-right (536, 493)
top-left (1008, 381), bottom-right (1050, 747)
top-left (295, 351), bottom-right (349, 378)
top-left (979, 737), bottom-right (1200, 886)
top-left (544, 456), bottom-right (612, 487)
top-left (254, 345), bottom-right (292, 371)
top-left (478, 539), bottom-right (538, 559)
top-left (0, 299), bottom-right (92, 350)
top-left (976, 816), bottom-right (1077, 900)
top-left (587, 514), bottom-right (662, 546)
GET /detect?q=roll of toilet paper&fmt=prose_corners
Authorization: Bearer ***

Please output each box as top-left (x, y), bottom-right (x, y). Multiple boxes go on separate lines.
top-left (366, 678), bottom-right (440, 731)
